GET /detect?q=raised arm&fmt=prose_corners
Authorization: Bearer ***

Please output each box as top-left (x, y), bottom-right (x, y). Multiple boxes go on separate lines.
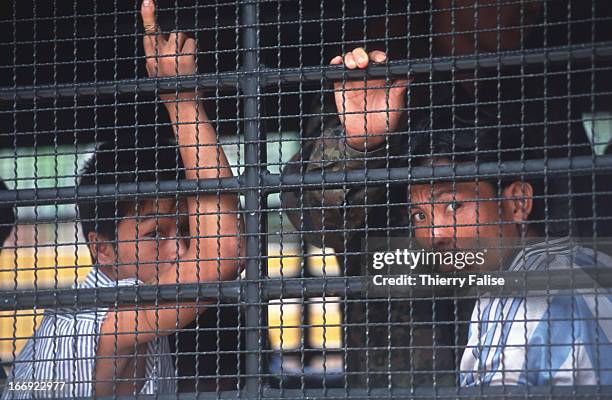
top-left (138, 0), bottom-right (242, 320)
top-left (95, 1), bottom-right (242, 394)
top-left (280, 49), bottom-right (409, 251)
top-left (139, 1), bottom-right (241, 285)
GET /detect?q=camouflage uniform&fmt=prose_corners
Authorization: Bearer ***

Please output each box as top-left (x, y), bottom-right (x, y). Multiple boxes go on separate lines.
top-left (281, 112), bottom-right (471, 388)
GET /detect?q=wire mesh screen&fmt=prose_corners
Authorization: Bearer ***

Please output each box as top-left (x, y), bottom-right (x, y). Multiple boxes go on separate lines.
top-left (0, 0), bottom-right (612, 398)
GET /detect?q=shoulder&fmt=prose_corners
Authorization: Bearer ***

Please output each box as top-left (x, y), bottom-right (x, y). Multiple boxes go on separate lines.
top-left (510, 237), bottom-right (612, 271)
top-left (40, 306), bottom-right (108, 331)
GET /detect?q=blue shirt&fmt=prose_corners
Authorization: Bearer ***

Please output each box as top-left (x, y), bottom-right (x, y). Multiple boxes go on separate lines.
top-left (461, 236), bottom-right (612, 386)
top-left (2, 267), bottom-right (176, 398)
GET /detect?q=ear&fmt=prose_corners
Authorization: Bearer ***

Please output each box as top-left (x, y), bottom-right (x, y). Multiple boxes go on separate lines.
top-left (87, 231), bottom-right (117, 266)
top-left (502, 181), bottom-right (533, 223)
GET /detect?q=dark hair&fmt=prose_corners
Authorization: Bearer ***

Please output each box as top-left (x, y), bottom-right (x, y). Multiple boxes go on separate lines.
top-left (406, 104), bottom-right (546, 232)
top-left (77, 135), bottom-right (185, 242)
top-left (0, 178), bottom-right (16, 245)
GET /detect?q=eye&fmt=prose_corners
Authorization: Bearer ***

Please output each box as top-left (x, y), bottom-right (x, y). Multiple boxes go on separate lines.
top-left (446, 201), bottom-right (463, 213)
top-left (144, 229), bottom-right (159, 239)
top-left (411, 211), bottom-right (426, 223)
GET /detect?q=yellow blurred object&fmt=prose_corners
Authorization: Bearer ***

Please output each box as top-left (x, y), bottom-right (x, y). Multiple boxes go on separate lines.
top-left (306, 245), bottom-right (341, 276)
top-left (267, 243), bottom-right (301, 278)
top-left (267, 245), bottom-right (342, 350)
top-left (268, 299), bottom-right (302, 350)
top-left (307, 298), bottom-right (342, 349)
top-left (0, 310), bottom-right (44, 362)
top-left (0, 247), bottom-right (92, 361)
top-left (0, 247), bottom-right (92, 290)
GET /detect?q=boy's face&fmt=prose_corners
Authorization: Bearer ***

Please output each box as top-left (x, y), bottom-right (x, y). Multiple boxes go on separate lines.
top-left (93, 197), bottom-right (190, 283)
top-left (409, 177), bottom-right (532, 272)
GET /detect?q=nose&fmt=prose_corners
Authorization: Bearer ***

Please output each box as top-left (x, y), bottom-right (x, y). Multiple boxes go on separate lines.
top-left (159, 235), bottom-right (188, 263)
top-left (432, 223), bottom-right (455, 250)
top-left (176, 237), bottom-right (188, 258)
top-left (416, 224), bottom-right (455, 249)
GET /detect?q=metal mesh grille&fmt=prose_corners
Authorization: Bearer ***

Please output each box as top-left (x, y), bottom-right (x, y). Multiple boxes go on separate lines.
top-left (1, 0), bottom-right (612, 398)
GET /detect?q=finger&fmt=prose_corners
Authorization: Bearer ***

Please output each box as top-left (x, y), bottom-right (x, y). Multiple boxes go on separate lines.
top-left (369, 50), bottom-right (387, 63)
top-left (141, 0), bottom-right (160, 34)
top-left (352, 47), bottom-right (369, 68)
top-left (330, 55), bottom-right (343, 65)
top-left (167, 32), bottom-right (188, 50)
top-left (141, 0), bottom-right (164, 56)
top-left (179, 38), bottom-right (198, 77)
top-left (144, 32), bottom-right (166, 60)
top-left (389, 78), bottom-right (411, 95)
top-left (168, 32), bottom-right (175, 46)
top-left (175, 32), bottom-right (187, 50)
top-left (344, 52), bottom-right (357, 69)
top-left (181, 37), bottom-right (197, 57)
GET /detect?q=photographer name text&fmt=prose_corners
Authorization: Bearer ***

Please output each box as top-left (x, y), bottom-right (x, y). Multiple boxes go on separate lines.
top-left (371, 274), bottom-right (504, 288)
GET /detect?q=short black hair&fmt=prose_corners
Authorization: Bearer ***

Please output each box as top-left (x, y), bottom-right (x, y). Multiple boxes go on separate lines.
top-left (406, 104), bottom-right (545, 232)
top-left (77, 135), bottom-right (185, 242)
top-left (0, 178), bottom-right (16, 246)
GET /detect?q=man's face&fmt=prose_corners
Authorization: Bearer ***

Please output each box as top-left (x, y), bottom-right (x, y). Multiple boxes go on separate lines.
top-left (113, 198), bottom-right (189, 283)
top-left (409, 179), bottom-right (529, 272)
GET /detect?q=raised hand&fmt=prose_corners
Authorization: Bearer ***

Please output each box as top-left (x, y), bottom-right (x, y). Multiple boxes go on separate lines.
top-left (141, 0), bottom-right (197, 79)
top-left (331, 47), bottom-right (409, 150)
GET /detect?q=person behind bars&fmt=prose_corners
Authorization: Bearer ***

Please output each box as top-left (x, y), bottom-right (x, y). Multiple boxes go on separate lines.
top-left (282, 43), bottom-right (612, 386)
top-left (281, 0), bottom-right (550, 387)
top-left (1, 1), bottom-right (242, 397)
top-left (405, 113), bottom-right (612, 386)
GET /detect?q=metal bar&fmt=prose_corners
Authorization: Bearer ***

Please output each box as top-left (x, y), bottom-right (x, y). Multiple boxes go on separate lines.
top-left (1, 42), bottom-right (611, 101)
top-left (0, 281), bottom-right (243, 311)
top-left (3, 269), bottom-right (612, 311)
top-left (267, 386), bottom-right (612, 400)
top-left (0, 74), bottom-right (240, 102)
top-left (0, 177), bottom-right (241, 206)
top-left (240, 0), bottom-right (263, 398)
top-left (0, 385), bottom-right (611, 399)
top-left (1, 154), bottom-right (611, 207)
top-left (269, 40), bottom-right (612, 86)
top-left (271, 154), bottom-right (612, 190)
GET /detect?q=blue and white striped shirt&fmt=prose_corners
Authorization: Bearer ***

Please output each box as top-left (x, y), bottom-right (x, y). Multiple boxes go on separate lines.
top-left (461, 236), bottom-right (612, 386)
top-left (2, 267), bottom-right (176, 399)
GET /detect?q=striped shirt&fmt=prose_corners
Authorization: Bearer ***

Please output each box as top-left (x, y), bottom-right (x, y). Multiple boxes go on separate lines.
top-left (2, 267), bottom-right (176, 399)
top-left (461, 236), bottom-right (612, 386)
